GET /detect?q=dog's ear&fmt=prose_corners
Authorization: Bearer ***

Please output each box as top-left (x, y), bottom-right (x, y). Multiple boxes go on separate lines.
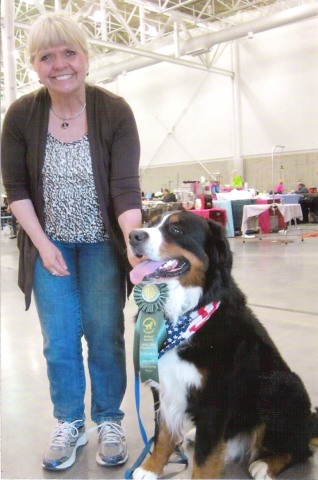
top-left (199, 219), bottom-right (233, 303)
top-left (207, 220), bottom-right (233, 272)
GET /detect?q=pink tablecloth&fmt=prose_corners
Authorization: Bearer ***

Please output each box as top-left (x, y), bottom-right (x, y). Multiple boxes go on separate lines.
top-left (190, 209), bottom-right (211, 219)
top-left (191, 208), bottom-right (227, 225)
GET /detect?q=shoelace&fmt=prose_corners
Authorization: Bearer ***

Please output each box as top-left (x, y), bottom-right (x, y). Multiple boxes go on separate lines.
top-left (98, 422), bottom-right (124, 445)
top-left (50, 421), bottom-right (82, 449)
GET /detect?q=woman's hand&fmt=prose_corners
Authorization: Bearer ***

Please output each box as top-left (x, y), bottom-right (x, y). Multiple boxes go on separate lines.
top-left (9, 199), bottom-right (70, 277)
top-left (126, 246), bottom-right (146, 268)
top-left (37, 238), bottom-right (70, 276)
top-left (118, 208), bottom-right (144, 268)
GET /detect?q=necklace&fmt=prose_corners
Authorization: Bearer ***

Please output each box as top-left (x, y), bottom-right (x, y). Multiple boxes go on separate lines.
top-left (50, 103), bottom-right (86, 129)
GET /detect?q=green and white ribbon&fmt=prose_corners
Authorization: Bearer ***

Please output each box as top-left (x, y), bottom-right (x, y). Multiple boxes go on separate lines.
top-left (133, 283), bottom-right (168, 383)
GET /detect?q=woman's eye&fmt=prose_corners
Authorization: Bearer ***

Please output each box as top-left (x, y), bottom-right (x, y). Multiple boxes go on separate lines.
top-left (66, 50), bottom-right (76, 57)
top-left (40, 54), bottom-right (51, 62)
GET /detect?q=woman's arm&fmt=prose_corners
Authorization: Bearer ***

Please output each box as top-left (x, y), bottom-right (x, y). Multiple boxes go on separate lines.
top-left (9, 199), bottom-right (70, 276)
top-left (118, 208), bottom-right (143, 267)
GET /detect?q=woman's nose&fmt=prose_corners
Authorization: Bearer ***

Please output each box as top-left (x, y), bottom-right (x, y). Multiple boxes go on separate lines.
top-left (52, 54), bottom-right (68, 70)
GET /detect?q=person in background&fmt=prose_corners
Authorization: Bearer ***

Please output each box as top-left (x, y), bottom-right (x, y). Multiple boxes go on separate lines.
top-left (7, 206), bottom-right (18, 239)
top-left (1, 11), bottom-right (142, 472)
top-left (231, 170), bottom-right (243, 188)
top-left (2, 198), bottom-right (18, 238)
top-left (274, 181), bottom-right (285, 194)
top-left (162, 188), bottom-right (177, 202)
top-left (296, 182), bottom-right (308, 194)
top-left (296, 182), bottom-right (309, 223)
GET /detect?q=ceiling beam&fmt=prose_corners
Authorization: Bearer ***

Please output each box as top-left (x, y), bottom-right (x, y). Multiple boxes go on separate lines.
top-left (88, 2), bottom-right (318, 83)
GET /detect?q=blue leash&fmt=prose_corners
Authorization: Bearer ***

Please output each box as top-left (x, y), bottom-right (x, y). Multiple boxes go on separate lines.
top-left (124, 373), bottom-right (188, 479)
top-left (124, 373), bottom-right (154, 479)
top-left (125, 285), bottom-right (189, 479)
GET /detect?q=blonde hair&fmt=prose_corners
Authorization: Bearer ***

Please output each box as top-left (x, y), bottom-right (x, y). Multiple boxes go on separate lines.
top-left (28, 11), bottom-right (89, 64)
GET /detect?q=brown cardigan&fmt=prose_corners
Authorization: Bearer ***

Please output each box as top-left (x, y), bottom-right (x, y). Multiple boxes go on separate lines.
top-left (1, 83), bottom-right (141, 309)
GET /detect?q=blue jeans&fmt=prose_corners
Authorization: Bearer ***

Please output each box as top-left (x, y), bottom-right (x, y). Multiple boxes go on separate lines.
top-left (33, 240), bottom-right (126, 425)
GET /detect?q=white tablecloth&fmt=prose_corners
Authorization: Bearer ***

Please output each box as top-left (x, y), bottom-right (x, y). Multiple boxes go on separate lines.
top-left (216, 190), bottom-right (255, 201)
top-left (241, 204), bottom-right (303, 234)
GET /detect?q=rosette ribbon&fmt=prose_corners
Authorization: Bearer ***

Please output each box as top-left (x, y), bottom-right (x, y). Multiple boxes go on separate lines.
top-left (133, 283), bottom-right (168, 383)
top-left (125, 282), bottom-right (189, 479)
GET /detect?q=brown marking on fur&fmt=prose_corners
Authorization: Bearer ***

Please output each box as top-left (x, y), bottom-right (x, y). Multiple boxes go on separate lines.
top-left (249, 425), bottom-right (293, 476)
top-left (140, 421), bottom-right (178, 476)
top-left (250, 423), bottom-right (267, 460)
top-left (265, 453), bottom-right (293, 478)
top-left (168, 212), bottom-right (182, 223)
top-left (198, 368), bottom-right (208, 388)
top-left (192, 440), bottom-right (226, 479)
top-left (310, 437), bottom-right (318, 447)
top-left (158, 243), bottom-right (207, 287)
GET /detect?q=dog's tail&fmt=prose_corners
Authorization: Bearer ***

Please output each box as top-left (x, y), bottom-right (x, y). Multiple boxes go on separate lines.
top-left (309, 408), bottom-right (318, 447)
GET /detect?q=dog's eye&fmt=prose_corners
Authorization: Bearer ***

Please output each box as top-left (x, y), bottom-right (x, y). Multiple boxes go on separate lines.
top-left (168, 224), bottom-right (183, 235)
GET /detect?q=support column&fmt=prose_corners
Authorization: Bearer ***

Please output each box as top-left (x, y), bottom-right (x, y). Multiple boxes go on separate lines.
top-left (231, 40), bottom-right (244, 184)
top-left (2, 0), bottom-right (17, 110)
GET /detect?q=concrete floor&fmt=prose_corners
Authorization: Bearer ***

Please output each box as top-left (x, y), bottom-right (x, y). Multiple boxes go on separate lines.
top-left (1, 225), bottom-right (318, 480)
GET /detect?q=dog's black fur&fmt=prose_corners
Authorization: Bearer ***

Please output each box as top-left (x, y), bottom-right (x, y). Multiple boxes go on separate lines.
top-left (129, 211), bottom-right (317, 479)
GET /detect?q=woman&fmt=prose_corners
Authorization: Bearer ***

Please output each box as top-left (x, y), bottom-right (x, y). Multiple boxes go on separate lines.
top-left (162, 188), bottom-right (177, 202)
top-left (1, 11), bottom-right (142, 471)
top-left (296, 182), bottom-right (309, 223)
top-left (274, 181), bottom-right (285, 194)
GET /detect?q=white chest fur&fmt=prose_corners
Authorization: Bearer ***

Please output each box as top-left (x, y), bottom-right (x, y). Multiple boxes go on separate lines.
top-left (155, 348), bottom-right (202, 437)
top-left (163, 281), bottom-right (203, 325)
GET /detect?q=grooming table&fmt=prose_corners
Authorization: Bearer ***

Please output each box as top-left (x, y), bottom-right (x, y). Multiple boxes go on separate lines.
top-left (241, 204), bottom-right (303, 243)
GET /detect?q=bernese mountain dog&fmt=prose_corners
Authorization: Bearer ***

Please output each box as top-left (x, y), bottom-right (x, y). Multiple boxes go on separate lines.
top-left (128, 210), bottom-right (317, 479)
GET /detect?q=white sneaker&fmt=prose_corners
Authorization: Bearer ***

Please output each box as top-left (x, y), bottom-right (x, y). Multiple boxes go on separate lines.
top-left (96, 421), bottom-right (128, 466)
top-left (42, 420), bottom-right (87, 470)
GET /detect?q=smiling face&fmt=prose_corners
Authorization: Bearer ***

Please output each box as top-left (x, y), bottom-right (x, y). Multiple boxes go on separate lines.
top-left (129, 211), bottom-right (211, 287)
top-left (33, 45), bottom-right (88, 97)
top-left (130, 211), bottom-right (234, 322)
top-left (27, 12), bottom-right (89, 99)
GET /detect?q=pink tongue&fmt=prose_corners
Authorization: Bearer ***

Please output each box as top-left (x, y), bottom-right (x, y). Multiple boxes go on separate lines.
top-left (130, 260), bottom-right (165, 285)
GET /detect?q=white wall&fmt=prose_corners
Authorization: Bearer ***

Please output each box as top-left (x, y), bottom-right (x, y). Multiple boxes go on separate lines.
top-left (107, 16), bottom-right (318, 170)
top-left (238, 16), bottom-right (318, 155)
top-left (111, 59), bottom-right (234, 168)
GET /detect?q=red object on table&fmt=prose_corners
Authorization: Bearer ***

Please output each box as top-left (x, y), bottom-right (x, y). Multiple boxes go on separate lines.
top-left (191, 208), bottom-right (227, 227)
top-left (256, 199), bottom-right (285, 232)
top-left (191, 209), bottom-right (210, 219)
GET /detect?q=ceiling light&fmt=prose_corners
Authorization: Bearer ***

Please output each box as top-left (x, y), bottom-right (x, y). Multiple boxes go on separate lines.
top-left (88, 10), bottom-right (104, 23)
top-left (28, 69), bottom-right (38, 81)
top-left (146, 25), bottom-right (158, 37)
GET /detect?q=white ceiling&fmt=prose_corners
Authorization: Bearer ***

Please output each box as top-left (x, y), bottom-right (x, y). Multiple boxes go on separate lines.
top-left (1, 0), bottom-right (317, 100)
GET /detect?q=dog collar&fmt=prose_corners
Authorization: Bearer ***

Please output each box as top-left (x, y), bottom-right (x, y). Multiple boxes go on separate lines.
top-left (159, 300), bottom-right (221, 358)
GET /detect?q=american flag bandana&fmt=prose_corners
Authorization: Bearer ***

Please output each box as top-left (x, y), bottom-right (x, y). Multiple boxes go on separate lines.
top-left (158, 300), bottom-right (221, 358)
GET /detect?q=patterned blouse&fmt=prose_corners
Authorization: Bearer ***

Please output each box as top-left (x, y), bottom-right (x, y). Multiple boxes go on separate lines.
top-left (42, 133), bottom-right (108, 243)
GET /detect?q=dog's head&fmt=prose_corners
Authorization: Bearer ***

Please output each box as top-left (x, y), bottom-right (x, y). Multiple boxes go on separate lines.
top-left (129, 211), bottom-right (233, 308)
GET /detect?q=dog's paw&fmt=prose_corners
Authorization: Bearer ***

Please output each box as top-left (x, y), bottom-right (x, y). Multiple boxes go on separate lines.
top-left (249, 460), bottom-right (273, 480)
top-left (133, 467), bottom-right (159, 479)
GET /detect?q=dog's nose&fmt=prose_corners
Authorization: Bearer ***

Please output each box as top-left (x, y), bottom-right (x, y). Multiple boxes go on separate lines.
top-left (129, 229), bottom-right (149, 246)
